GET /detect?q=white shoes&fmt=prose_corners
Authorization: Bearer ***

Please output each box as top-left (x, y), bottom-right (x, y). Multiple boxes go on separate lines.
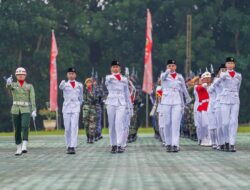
top-left (15, 144), bottom-right (22, 156)
top-left (15, 141), bottom-right (28, 156)
top-left (201, 136), bottom-right (212, 146)
top-left (22, 140), bottom-right (28, 153)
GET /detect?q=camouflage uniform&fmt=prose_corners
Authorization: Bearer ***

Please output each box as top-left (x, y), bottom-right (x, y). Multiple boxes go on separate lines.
top-left (94, 82), bottom-right (104, 139)
top-left (82, 86), bottom-right (97, 142)
top-left (128, 84), bottom-right (142, 142)
top-left (183, 86), bottom-right (197, 140)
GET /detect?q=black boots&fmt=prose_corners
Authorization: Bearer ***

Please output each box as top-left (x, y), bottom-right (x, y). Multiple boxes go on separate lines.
top-left (166, 145), bottom-right (171, 152)
top-left (117, 146), bottom-right (124, 153)
top-left (172, 146), bottom-right (179, 153)
top-left (67, 147), bottom-right (76, 154)
top-left (230, 145), bottom-right (236, 152)
top-left (111, 145), bottom-right (117, 153)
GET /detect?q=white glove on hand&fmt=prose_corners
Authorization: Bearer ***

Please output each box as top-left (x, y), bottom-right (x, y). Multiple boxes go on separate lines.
top-left (202, 83), bottom-right (208, 88)
top-left (31, 111), bottom-right (37, 118)
top-left (166, 69), bottom-right (171, 73)
top-left (220, 72), bottom-right (227, 80)
top-left (186, 97), bottom-right (192, 104)
top-left (60, 80), bottom-right (66, 86)
top-left (6, 76), bottom-right (13, 85)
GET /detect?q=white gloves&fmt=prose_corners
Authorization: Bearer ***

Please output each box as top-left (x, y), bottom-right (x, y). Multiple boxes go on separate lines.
top-left (59, 80), bottom-right (66, 89)
top-left (220, 72), bottom-right (227, 79)
top-left (31, 111), bottom-right (37, 118)
top-left (60, 80), bottom-right (66, 86)
top-left (166, 69), bottom-right (171, 73)
top-left (6, 75), bottom-right (13, 85)
top-left (202, 83), bottom-right (208, 88)
top-left (186, 97), bottom-right (192, 104)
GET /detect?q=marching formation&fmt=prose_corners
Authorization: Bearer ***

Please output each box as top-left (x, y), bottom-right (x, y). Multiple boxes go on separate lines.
top-left (151, 57), bottom-right (242, 153)
top-left (5, 57), bottom-right (241, 155)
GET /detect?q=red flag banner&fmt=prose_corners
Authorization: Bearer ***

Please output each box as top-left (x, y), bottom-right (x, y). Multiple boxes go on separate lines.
top-left (50, 30), bottom-right (58, 111)
top-left (142, 9), bottom-right (153, 94)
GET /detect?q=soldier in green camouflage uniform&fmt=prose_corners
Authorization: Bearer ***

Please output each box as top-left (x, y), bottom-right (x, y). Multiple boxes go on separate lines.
top-left (82, 78), bottom-right (97, 144)
top-left (183, 80), bottom-right (197, 141)
top-left (6, 67), bottom-right (36, 156)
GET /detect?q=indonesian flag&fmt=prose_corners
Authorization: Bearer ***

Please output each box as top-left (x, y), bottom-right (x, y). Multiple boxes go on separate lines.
top-left (49, 30), bottom-right (58, 111)
top-left (142, 9), bottom-right (153, 94)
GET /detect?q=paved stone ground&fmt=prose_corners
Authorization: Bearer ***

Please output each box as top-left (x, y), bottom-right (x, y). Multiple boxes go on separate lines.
top-left (1, 134), bottom-right (250, 190)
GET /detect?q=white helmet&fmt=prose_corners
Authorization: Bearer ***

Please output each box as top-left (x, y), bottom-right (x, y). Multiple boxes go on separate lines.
top-left (15, 67), bottom-right (26, 75)
top-left (201, 71), bottom-right (211, 79)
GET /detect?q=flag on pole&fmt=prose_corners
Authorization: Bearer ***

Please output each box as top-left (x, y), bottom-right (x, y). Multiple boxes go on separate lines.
top-left (49, 30), bottom-right (58, 111)
top-left (142, 9), bottom-right (153, 94)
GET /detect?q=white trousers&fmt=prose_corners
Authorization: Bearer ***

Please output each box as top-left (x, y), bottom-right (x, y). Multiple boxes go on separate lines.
top-left (122, 111), bottom-right (131, 147)
top-left (158, 112), bottom-right (165, 143)
top-left (107, 105), bottom-right (126, 146)
top-left (215, 107), bottom-right (224, 145)
top-left (63, 112), bottom-right (79, 148)
top-left (221, 104), bottom-right (239, 145)
top-left (162, 104), bottom-right (182, 147)
top-left (197, 111), bottom-right (209, 140)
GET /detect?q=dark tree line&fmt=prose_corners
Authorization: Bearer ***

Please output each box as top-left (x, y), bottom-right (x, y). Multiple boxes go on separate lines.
top-left (0, 0), bottom-right (249, 131)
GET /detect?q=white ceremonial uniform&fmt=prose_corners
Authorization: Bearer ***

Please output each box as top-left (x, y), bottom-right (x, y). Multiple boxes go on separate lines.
top-left (207, 84), bottom-right (218, 146)
top-left (213, 77), bottom-right (224, 146)
top-left (105, 74), bottom-right (132, 147)
top-left (156, 86), bottom-right (165, 144)
top-left (193, 86), bottom-right (201, 141)
top-left (121, 79), bottom-right (135, 148)
top-left (160, 70), bottom-right (191, 147)
top-left (59, 80), bottom-right (83, 148)
top-left (214, 70), bottom-right (242, 145)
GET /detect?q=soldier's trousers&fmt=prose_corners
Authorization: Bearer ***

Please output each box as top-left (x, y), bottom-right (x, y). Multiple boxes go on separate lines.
top-left (197, 111), bottom-right (209, 140)
top-left (162, 104), bottom-right (182, 147)
top-left (12, 113), bottom-right (30, 145)
top-left (107, 105), bottom-right (126, 146)
top-left (82, 105), bottom-right (96, 138)
top-left (221, 103), bottom-right (239, 145)
top-left (95, 104), bottom-right (102, 135)
top-left (63, 112), bottom-right (79, 148)
top-left (122, 110), bottom-right (131, 147)
top-left (215, 107), bottom-right (224, 145)
top-left (158, 112), bottom-right (165, 143)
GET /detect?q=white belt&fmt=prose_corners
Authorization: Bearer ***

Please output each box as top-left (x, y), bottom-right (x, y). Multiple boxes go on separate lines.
top-left (13, 101), bottom-right (31, 106)
top-left (224, 89), bottom-right (238, 92)
top-left (109, 91), bottom-right (123, 95)
top-left (199, 99), bottom-right (209, 105)
top-left (163, 88), bottom-right (180, 92)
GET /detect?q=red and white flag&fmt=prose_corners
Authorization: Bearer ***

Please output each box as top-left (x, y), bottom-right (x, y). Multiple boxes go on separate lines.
top-left (142, 9), bottom-right (153, 94)
top-left (49, 30), bottom-right (58, 111)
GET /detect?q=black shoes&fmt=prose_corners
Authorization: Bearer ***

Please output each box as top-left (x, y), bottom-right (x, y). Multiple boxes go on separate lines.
top-left (219, 144), bottom-right (225, 151)
top-left (166, 145), bottom-right (179, 153)
top-left (67, 147), bottom-right (76, 154)
top-left (111, 145), bottom-right (117, 154)
top-left (225, 143), bottom-right (230, 152)
top-left (230, 145), bottom-right (236, 152)
top-left (172, 146), bottom-right (179, 153)
top-left (166, 145), bottom-right (171, 152)
top-left (218, 144), bottom-right (237, 152)
top-left (117, 146), bottom-right (124, 153)
top-left (110, 146), bottom-right (125, 153)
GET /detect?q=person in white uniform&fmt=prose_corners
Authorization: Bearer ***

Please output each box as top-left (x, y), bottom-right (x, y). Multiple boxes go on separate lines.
top-left (213, 64), bottom-right (227, 151)
top-left (160, 59), bottom-right (191, 153)
top-left (214, 57), bottom-right (242, 152)
top-left (205, 72), bottom-right (218, 149)
top-left (59, 68), bottom-right (83, 154)
top-left (105, 60), bottom-right (132, 153)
